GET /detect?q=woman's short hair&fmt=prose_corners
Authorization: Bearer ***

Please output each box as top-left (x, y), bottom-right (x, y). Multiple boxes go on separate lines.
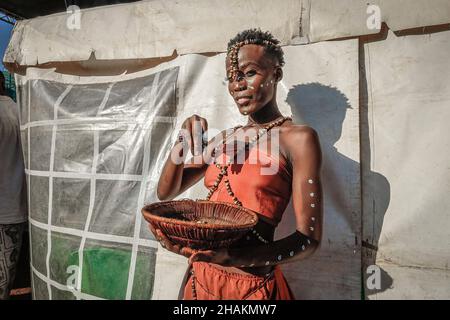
top-left (227, 29), bottom-right (285, 67)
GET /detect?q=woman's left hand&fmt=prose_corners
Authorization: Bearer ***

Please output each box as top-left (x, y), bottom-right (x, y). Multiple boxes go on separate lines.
top-left (189, 247), bottom-right (231, 265)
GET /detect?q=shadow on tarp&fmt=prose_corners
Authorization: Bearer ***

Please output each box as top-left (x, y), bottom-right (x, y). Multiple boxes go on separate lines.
top-left (279, 82), bottom-right (392, 298)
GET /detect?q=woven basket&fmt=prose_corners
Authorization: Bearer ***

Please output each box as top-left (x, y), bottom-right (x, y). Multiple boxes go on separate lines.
top-left (141, 199), bottom-right (258, 250)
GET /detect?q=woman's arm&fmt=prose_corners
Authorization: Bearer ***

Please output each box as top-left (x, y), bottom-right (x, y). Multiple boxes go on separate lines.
top-left (157, 114), bottom-right (210, 200)
top-left (193, 125), bottom-right (323, 267)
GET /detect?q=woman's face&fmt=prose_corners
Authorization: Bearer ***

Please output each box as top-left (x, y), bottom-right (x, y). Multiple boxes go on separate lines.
top-left (226, 44), bottom-right (280, 116)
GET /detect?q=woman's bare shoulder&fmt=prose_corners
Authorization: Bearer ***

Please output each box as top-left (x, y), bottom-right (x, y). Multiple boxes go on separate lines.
top-left (280, 122), bottom-right (321, 159)
top-left (281, 122), bottom-right (319, 143)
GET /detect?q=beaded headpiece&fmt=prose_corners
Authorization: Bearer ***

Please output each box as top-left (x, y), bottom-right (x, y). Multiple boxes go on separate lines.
top-left (227, 37), bottom-right (284, 81)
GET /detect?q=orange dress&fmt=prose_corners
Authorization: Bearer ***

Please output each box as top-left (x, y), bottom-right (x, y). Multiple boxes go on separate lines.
top-left (181, 142), bottom-right (296, 300)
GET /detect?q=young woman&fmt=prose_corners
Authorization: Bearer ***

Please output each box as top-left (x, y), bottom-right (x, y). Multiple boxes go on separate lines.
top-left (154, 29), bottom-right (323, 300)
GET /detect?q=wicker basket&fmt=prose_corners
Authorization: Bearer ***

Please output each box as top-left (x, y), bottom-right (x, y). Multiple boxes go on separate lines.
top-left (141, 199), bottom-right (258, 250)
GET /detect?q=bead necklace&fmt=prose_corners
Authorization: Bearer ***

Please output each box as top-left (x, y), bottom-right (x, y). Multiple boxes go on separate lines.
top-left (190, 116), bottom-right (291, 300)
top-left (205, 115), bottom-right (291, 244)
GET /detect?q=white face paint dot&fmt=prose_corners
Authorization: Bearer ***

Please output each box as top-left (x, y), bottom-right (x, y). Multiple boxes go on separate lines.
top-left (301, 245), bottom-right (305, 250)
top-left (308, 179), bottom-right (314, 184)
top-left (249, 263), bottom-right (255, 267)
top-left (310, 192), bottom-right (315, 197)
top-left (307, 239), bottom-right (311, 244)
top-left (289, 251), bottom-right (294, 257)
top-left (260, 84), bottom-right (264, 88)
top-left (265, 261), bottom-right (270, 265)
top-left (311, 203), bottom-right (315, 208)
top-left (277, 255), bottom-right (282, 261)
top-left (310, 226), bottom-right (314, 231)
top-left (311, 217), bottom-right (316, 221)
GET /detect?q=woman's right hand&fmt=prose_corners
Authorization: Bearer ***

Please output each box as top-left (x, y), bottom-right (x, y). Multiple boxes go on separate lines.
top-left (180, 114), bottom-right (208, 156)
top-left (149, 223), bottom-right (197, 259)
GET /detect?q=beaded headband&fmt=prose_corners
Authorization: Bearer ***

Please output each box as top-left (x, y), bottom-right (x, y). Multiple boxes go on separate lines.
top-left (227, 39), bottom-right (283, 81)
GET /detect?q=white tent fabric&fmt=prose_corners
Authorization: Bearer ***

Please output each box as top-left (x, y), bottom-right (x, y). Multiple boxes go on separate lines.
top-left (362, 29), bottom-right (450, 299)
top-left (4, 0), bottom-right (303, 65)
top-left (5, 0), bottom-right (450, 66)
top-left (306, 0), bottom-right (450, 42)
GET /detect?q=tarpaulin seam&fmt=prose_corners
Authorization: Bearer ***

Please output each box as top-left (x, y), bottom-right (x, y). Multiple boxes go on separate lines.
top-left (27, 81), bottom-right (34, 299)
top-left (125, 72), bottom-right (161, 300)
top-left (76, 83), bottom-right (114, 295)
top-left (19, 116), bottom-right (176, 131)
top-left (45, 85), bottom-right (73, 300)
top-left (29, 218), bottom-right (157, 248)
top-left (25, 169), bottom-right (143, 181)
top-left (151, 63), bottom-right (185, 300)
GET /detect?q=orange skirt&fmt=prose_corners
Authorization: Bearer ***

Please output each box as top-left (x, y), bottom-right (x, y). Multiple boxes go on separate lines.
top-left (182, 262), bottom-right (295, 300)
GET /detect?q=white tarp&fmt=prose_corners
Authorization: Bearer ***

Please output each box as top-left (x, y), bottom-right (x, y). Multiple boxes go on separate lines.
top-left (16, 40), bottom-right (360, 300)
top-left (306, 0), bottom-right (450, 43)
top-left (4, 0), bottom-right (303, 66)
top-left (274, 41), bottom-right (361, 299)
top-left (4, 0), bottom-right (450, 67)
top-left (362, 29), bottom-right (450, 299)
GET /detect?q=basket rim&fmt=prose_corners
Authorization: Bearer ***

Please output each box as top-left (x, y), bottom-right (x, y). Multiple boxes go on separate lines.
top-left (141, 199), bottom-right (258, 230)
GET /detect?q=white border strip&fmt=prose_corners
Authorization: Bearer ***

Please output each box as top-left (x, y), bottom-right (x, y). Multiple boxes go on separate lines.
top-left (77, 83), bottom-right (114, 292)
top-left (125, 72), bottom-right (161, 300)
top-left (150, 59), bottom-right (185, 300)
top-left (25, 169), bottom-right (143, 181)
top-left (26, 79), bottom-right (34, 299)
top-left (29, 221), bottom-right (36, 300)
top-left (20, 115), bottom-right (175, 131)
top-left (19, 64), bottom-right (181, 86)
top-left (45, 85), bottom-right (73, 299)
top-left (30, 218), bottom-right (157, 249)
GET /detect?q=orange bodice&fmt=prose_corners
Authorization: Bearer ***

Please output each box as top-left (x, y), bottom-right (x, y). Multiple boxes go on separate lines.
top-left (204, 144), bottom-right (292, 226)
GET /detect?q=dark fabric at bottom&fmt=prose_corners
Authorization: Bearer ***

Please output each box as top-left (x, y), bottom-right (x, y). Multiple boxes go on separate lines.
top-left (0, 222), bottom-right (26, 300)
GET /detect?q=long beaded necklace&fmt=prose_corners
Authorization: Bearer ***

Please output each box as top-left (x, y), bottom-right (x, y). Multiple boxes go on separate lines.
top-left (190, 115), bottom-right (291, 300)
top-left (205, 115), bottom-right (291, 243)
